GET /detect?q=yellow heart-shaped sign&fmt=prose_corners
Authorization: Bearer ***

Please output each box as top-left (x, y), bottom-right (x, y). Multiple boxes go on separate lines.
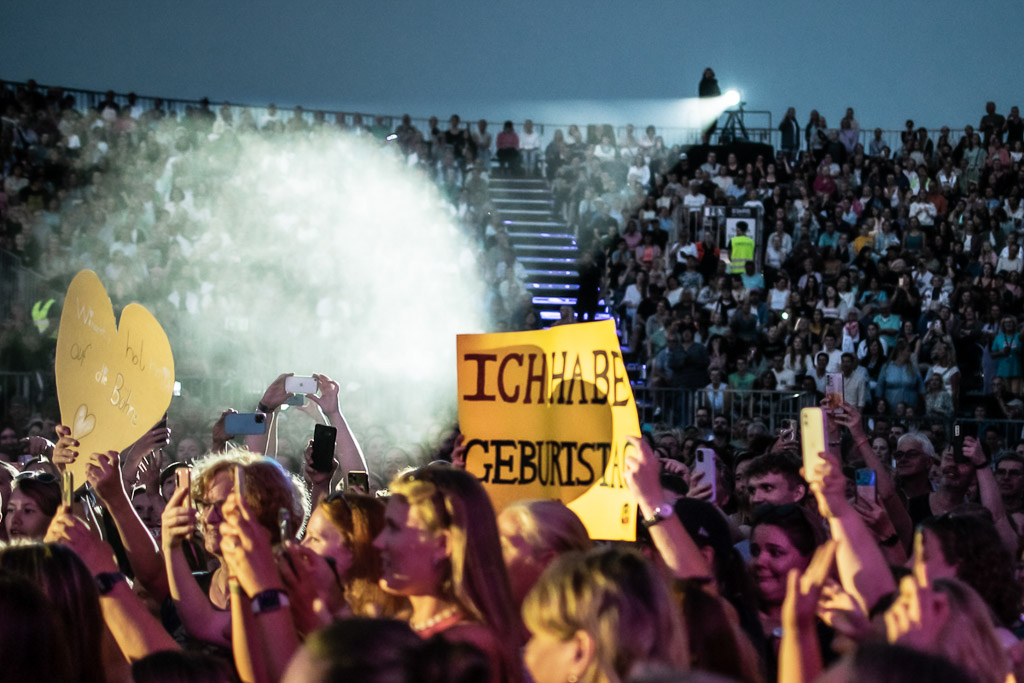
top-left (55, 270), bottom-right (175, 483)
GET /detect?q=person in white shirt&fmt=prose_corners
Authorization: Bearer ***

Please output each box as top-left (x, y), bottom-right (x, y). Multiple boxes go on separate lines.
top-left (909, 190), bottom-right (937, 226)
top-left (840, 352), bottom-right (870, 409)
top-left (683, 182), bottom-right (707, 209)
top-left (700, 152), bottom-right (720, 177)
top-left (519, 119), bottom-right (541, 176)
top-left (997, 244), bottom-right (1023, 274)
top-left (821, 332), bottom-right (843, 373)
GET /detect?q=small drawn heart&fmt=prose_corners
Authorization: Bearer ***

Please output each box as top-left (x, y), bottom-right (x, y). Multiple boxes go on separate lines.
top-left (73, 404), bottom-right (96, 440)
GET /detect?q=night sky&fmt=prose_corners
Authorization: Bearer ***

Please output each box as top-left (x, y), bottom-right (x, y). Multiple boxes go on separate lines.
top-left (3, 0), bottom-right (1019, 131)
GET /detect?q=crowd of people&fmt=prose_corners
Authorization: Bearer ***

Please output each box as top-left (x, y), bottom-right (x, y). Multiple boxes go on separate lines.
top-left (2, 78), bottom-right (1024, 682)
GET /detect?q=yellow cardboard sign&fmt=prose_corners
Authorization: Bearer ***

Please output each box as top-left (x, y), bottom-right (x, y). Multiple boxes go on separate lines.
top-left (55, 271), bottom-right (175, 484)
top-left (457, 320), bottom-right (639, 541)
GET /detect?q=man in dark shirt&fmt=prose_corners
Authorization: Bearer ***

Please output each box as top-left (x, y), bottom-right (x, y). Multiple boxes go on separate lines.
top-left (979, 101), bottom-right (1005, 146)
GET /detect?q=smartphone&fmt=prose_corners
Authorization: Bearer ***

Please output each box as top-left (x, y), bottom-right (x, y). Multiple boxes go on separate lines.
top-left (952, 423), bottom-right (966, 464)
top-left (346, 470), bottom-right (370, 492)
top-left (694, 448), bottom-right (718, 502)
top-left (311, 424), bottom-right (338, 473)
top-left (800, 407), bottom-right (829, 475)
top-left (234, 466), bottom-right (246, 505)
top-left (224, 412), bottom-right (267, 435)
top-left (284, 394), bottom-right (306, 407)
top-left (176, 468), bottom-right (192, 509)
top-left (825, 372), bottom-right (844, 412)
top-left (62, 471), bottom-right (74, 508)
top-left (284, 376), bottom-right (318, 395)
top-left (855, 468), bottom-right (877, 503)
top-left (278, 507), bottom-right (292, 543)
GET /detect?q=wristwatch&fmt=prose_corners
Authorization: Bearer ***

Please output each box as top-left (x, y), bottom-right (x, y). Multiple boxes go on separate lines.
top-left (251, 588), bottom-right (290, 615)
top-left (95, 571), bottom-right (127, 596)
top-left (642, 502), bottom-right (675, 528)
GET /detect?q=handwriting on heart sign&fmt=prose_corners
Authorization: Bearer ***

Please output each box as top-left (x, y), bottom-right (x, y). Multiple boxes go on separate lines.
top-left (55, 270), bottom-right (175, 484)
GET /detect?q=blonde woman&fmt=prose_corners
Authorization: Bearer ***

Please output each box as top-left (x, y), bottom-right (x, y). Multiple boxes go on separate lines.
top-left (522, 546), bottom-right (688, 683)
top-left (374, 464), bottom-right (523, 683)
top-left (497, 499), bottom-right (592, 609)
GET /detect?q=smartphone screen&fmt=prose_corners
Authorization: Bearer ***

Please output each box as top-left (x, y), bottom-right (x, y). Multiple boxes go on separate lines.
top-left (825, 372), bottom-right (844, 412)
top-left (311, 424), bottom-right (338, 473)
top-left (800, 407), bottom-right (829, 475)
top-left (347, 471), bottom-right (370, 492)
top-left (694, 448), bottom-right (717, 502)
top-left (855, 468), bottom-right (877, 503)
top-left (176, 468), bottom-right (192, 509)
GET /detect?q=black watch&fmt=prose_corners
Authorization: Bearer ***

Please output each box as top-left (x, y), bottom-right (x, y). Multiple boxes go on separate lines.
top-left (642, 502), bottom-right (674, 529)
top-left (95, 571), bottom-right (127, 596)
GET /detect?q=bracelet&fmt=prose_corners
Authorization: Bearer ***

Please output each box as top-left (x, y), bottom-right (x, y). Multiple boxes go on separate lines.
top-left (880, 533), bottom-right (900, 547)
top-left (95, 571), bottom-right (127, 596)
top-left (257, 402), bottom-right (272, 414)
top-left (853, 437), bottom-right (870, 447)
top-left (251, 588), bottom-right (289, 615)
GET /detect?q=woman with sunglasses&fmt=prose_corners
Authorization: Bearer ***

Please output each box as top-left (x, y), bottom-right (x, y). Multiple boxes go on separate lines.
top-left (4, 470), bottom-right (61, 541)
top-left (374, 463), bottom-right (523, 683)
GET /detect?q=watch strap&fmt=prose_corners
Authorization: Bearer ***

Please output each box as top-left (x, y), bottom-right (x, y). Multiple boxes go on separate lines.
top-left (95, 571), bottom-right (127, 596)
top-left (251, 588), bottom-right (289, 615)
top-left (642, 502), bottom-right (674, 529)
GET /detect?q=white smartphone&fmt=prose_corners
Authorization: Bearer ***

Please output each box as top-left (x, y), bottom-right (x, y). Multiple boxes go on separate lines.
top-left (800, 407), bottom-right (829, 476)
top-left (694, 448), bottom-right (718, 502)
top-left (284, 376), bottom-right (317, 394)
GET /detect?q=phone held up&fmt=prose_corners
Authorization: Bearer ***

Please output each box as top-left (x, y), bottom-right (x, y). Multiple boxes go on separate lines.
top-left (800, 407), bottom-right (829, 475)
top-left (224, 412), bottom-right (267, 435)
top-left (311, 424), bottom-right (338, 473)
top-left (694, 448), bottom-right (718, 502)
top-left (284, 376), bottom-right (318, 395)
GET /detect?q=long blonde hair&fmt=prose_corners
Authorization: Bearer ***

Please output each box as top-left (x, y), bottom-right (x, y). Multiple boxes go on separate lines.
top-left (390, 464), bottom-right (523, 683)
top-left (523, 547), bottom-right (689, 683)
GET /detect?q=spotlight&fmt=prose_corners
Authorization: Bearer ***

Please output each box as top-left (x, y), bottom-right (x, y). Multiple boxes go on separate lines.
top-left (724, 90), bottom-right (741, 107)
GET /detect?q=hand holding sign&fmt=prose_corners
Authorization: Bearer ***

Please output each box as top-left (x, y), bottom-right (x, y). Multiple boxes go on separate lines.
top-left (55, 271), bottom-right (175, 486)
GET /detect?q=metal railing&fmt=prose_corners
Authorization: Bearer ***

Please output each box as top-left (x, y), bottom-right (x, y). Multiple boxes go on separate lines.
top-left (632, 387), bottom-right (816, 431)
top-left (1, 79), bottom-right (974, 161)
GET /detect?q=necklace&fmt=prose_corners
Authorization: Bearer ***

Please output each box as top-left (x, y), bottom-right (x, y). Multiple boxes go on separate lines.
top-left (411, 606), bottom-right (463, 633)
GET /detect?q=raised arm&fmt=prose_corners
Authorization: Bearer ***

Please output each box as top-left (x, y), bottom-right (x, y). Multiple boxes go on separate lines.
top-left (246, 373), bottom-right (294, 456)
top-left (46, 508), bottom-right (179, 660)
top-left (834, 403), bottom-right (913, 549)
top-left (965, 436), bottom-right (1018, 553)
top-left (86, 450), bottom-right (169, 599)
top-left (807, 449), bottom-right (897, 614)
top-left (161, 482), bottom-right (231, 646)
top-left (778, 541), bottom-right (837, 683)
top-left (624, 436), bottom-right (712, 582)
top-left (307, 373), bottom-right (368, 477)
top-left (220, 492), bottom-right (301, 683)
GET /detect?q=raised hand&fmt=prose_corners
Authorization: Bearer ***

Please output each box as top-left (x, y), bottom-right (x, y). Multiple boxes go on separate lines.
top-left (86, 451), bottom-right (128, 505)
top-left (160, 478), bottom-right (196, 550)
top-left (260, 373), bottom-right (295, 413)
top-left (805, 450), bottom-right (851, 519)
top-left (303, 440), bottom-right (335, 487)
top-left (624, 436), bottom-right (664, 510)
top-left (45, 507), bottom-right (120, 576)
top-left (52, 424), bottom-right (79, 472)
top-left (306, 373), bottom-right (340, 415)
top-left (782, 539), bottom-right (838, 629)
top-left (212, 409), bottom-right (237, 452)
top-left (219, 493), bottom-right (282, 597)
top-left (450, 433), bottom-right (467, 470)
top-left (884, 532), bottom-right (948, 649)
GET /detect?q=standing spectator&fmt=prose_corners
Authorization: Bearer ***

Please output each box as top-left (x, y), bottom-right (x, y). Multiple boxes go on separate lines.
top-left (472, 120), bottom-right (493, 173)
top-left (991, 315), bottom-right (1022, 394)
top-left (778, 107), bottom-right (800, 159)
top-left (877, 340), bottom-right (924, 411)
top-left (979, 101), bottom-right (1005, 146)
top-left (495, 121), bottom-right (520, 176)
top-left (519, 119), bottom-right (541, 176)
top-left (699, 68), bottom-right (721, 142)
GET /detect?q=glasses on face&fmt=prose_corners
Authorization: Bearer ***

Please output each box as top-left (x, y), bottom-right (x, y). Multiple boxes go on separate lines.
top-left (893, 449), bottom-right (925, 460)
top-left (996, 468), bottom-right (1024, 478)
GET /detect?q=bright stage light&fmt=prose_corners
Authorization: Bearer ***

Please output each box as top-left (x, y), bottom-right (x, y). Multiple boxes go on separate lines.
top-left (724, 90), bottom-right (741, 107)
